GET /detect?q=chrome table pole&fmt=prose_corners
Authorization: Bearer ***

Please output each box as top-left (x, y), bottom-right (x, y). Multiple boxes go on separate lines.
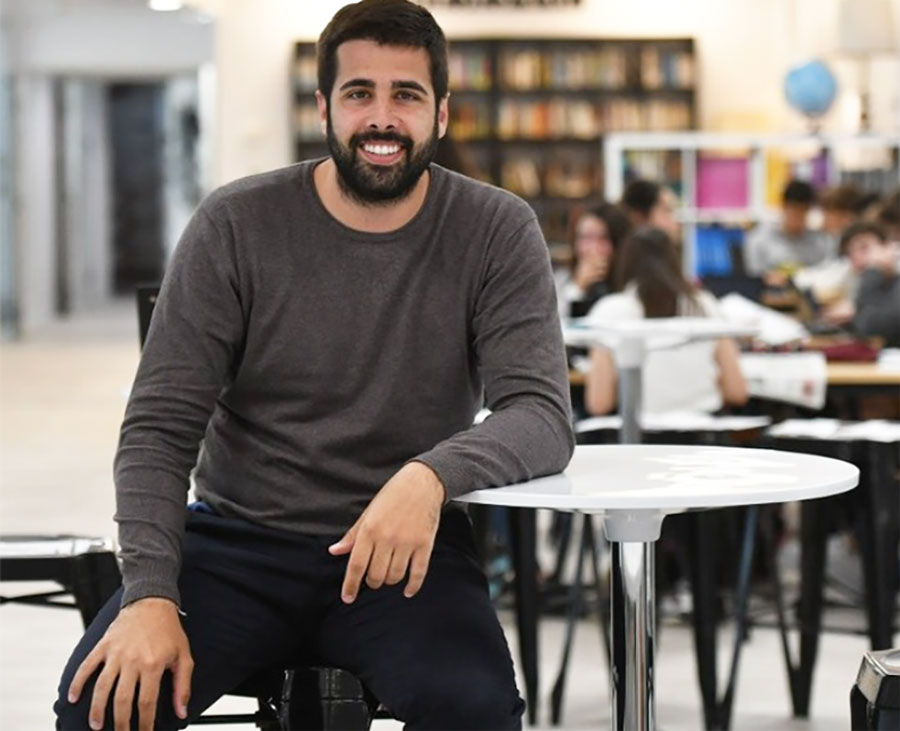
top-left (609, 336), bottom-right (657, 730)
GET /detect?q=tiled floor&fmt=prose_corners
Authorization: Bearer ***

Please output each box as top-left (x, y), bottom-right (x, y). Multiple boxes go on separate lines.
top-left (0, 303), bottom-right (875, 730)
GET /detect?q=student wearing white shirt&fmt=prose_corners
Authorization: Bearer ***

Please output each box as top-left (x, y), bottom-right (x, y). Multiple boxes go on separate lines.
top-left (584, 227), bottom-right (748, 415)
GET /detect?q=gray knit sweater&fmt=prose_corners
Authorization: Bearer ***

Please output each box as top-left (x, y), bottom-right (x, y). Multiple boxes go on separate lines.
top-left (114, 161), bottom-right (574, 607)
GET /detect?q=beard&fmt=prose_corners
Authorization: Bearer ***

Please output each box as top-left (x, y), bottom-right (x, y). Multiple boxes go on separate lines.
top-left (327, 110), bottom-right (439, 207)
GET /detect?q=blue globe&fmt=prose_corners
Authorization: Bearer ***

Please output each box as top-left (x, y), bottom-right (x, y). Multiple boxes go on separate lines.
top-left (784, 60), bottom-right (838, 118)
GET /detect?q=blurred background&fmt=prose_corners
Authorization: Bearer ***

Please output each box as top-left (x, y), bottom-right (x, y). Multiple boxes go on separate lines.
top-left (0, 1), bottom-right (898, 729)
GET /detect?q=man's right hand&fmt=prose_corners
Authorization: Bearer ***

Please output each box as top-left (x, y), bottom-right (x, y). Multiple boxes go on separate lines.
top-left (67, 596), bottom-right (193, 731)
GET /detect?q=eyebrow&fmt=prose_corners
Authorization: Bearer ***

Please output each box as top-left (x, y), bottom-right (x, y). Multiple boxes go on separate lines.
top-left (338, 78), bottom-right (429, 96)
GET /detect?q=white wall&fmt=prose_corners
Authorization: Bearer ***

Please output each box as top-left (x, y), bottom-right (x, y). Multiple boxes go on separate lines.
top-left (5, 3), bottom-right (214, 77)
top-left (204, 0), bottom-right (900, 186)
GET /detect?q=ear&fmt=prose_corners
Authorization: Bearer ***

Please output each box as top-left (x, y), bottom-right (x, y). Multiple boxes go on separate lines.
top-left (315, 90), bottom-right (328, 137)
top-left (437, 94), bottom-right (449, 139)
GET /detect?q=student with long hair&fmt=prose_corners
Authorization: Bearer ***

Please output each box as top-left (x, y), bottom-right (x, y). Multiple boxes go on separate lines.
top-left (584, 227), bottom-right (748, 415)
top-left (556, 202), bottom-right (632, 318)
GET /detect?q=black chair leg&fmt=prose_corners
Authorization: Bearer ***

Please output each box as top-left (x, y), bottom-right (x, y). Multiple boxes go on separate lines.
top-left (585, 515), bottom-right (612, 668)
top-left (688, 510), bottom-right (720, 730)
top-left (858, 442), bottom-right (899, 650)
top-left (509, 507), bottom-right (539, 726)
top-left (792, 497), bottom-right (828, 717)
top-left (70, 552), bottom-right (121, 627)
top-left (717, 505), bottom-right (758, 731)
top-left (550, 513), bottom-right (590, 725)
top-left (549, 512), bottom-right (575, 586)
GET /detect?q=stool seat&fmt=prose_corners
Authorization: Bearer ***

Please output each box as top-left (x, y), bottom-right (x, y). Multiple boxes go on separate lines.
top-left (0, 534), bottom-right (114, 559)
top-left (0, 533), bottom-right (120, 627)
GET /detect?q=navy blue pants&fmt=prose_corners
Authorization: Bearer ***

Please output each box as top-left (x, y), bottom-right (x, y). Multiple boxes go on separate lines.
top-left (54, 508), bottom-right (524, 730)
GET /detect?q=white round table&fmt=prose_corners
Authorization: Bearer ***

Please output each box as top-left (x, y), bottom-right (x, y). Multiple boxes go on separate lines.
top-left (456, 444), bottom-right (859, 731)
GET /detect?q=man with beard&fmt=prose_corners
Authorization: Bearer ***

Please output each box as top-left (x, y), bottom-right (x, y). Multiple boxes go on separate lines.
top-left (55, 1), bottom-right (573, 729)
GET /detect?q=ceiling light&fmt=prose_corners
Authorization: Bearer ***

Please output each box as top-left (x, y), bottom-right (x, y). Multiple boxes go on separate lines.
top-left (149, 0), bottom-right (184, 11)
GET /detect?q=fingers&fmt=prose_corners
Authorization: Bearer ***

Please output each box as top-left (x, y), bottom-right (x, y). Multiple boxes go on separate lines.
top-left (68, 647), bottom-right (104, 704)
top-left (112, 666), bottom-right (138, 731)
top-left (171, 652), bottom-right (194, 721)
top-left (404, 548), bottom-right (432, 598)
top-left (341, 532), bottom-right (374, 603)
top-left (88, 661), bottom-right (119, 730)
top-left (364, 544), bottom-right (394, 590)
top-left (328, 522), bottom-right (359, 557)
top-left (384, 547), bottom-right (412, 586)
top-left (136, 668), bottom-right (163, 731)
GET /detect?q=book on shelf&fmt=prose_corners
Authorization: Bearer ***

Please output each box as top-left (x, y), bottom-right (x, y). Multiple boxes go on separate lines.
top-left (293, 104), bottom-right (321, 141)
top-left (498, 47), bottom-right (627, 90)
top-left (695, 225), bottom-right (745, 277)
top-left (448, 48), bottom-right (492, 91)
top-left (501, 156), bottom-right (542, 197)
top-left (599, 99), bottom-right (691, 132)
top-left (496, 99), bottom-right (599, 140)
top-left (696, 155), bottom-right (749, 209)
top-left (450, 101), bottom-right (492, 140)
top-left (640, 47), bottom-right (694, 89)
top-left (293, 53), bottom-right (317, 93)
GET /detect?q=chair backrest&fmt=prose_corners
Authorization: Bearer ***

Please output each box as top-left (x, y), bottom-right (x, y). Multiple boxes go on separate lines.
top-left (136, 285), bottom-right (160, 349)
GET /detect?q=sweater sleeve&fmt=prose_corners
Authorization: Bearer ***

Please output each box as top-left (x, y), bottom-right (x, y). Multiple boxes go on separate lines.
top-left (114, 204), bottom-right (245, 607)
top-left (414, 216), bottom-right (575, 499)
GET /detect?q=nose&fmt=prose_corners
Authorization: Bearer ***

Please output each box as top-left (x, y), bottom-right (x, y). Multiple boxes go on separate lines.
top-left (366, 95), bottom-right (398, 131)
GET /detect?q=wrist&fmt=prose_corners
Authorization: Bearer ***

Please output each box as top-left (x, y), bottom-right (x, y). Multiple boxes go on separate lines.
top-left (124, 596), bottom-right (179, 613)
top-left (407, 460), bottom-right (446, 503)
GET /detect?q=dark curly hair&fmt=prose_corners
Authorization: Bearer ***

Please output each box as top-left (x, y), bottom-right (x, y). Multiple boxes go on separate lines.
top-left (317, 0), bottom-right (449, 110)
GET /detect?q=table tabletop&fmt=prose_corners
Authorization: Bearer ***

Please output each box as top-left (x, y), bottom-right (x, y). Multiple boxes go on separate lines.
top-left (456, 444), bottom-right (858, 514)
top-left (564, 317), bottom-right (756, 351)
top-left (826, 362), bottom-right (900, 386)
top-left (569, 361), bottom-right (900, 388)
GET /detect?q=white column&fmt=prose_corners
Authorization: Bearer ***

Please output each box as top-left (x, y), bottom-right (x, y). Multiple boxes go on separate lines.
top-left (14, 74), bottom-right (57, 335)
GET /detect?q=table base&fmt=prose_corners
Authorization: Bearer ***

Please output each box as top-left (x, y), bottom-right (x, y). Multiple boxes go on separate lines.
top-left (611, 541), bottom-right (656, 730)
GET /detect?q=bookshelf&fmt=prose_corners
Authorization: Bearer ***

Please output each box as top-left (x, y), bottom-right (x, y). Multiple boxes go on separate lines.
top-left (603, 131), bottom-right (900, 277)
top-left (291, 38), bottom-right (697, 249)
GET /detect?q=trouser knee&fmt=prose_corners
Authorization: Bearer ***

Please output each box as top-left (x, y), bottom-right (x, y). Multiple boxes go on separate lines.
top-left (402, 674), bottom-right (525, 730)
top-left (54, 669), bottom-right (183, 730)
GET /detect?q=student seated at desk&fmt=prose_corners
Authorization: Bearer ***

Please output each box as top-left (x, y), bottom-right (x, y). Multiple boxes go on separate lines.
top-left (583, 227), bottom-right (748, 415)
top-left (555, 202), bottom-right (631, 319)
top-left (820, 183), bottom-right (864, 251)
top-left (743, 179), bottom-right (834, 283)
top-left (853, 205), bottom-right (900, 347)
top-left (794, 221), bottom-right (885, 327)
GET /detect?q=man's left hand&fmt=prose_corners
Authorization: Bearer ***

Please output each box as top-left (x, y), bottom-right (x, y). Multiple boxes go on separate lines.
top-left (328, 461), bottom-right (445, 603)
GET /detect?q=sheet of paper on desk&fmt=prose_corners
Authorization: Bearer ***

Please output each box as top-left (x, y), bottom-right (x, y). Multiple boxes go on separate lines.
top-left (878, 348), bottom-right (900, 371)
top-left (834, 420), bottom-right (900, 443)
top-left (768, 418), bottom-right (900, 443)
top-left (739, 352), bottom-right (826, 409)
top-left (718, 293), bottom-right (808, 345)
